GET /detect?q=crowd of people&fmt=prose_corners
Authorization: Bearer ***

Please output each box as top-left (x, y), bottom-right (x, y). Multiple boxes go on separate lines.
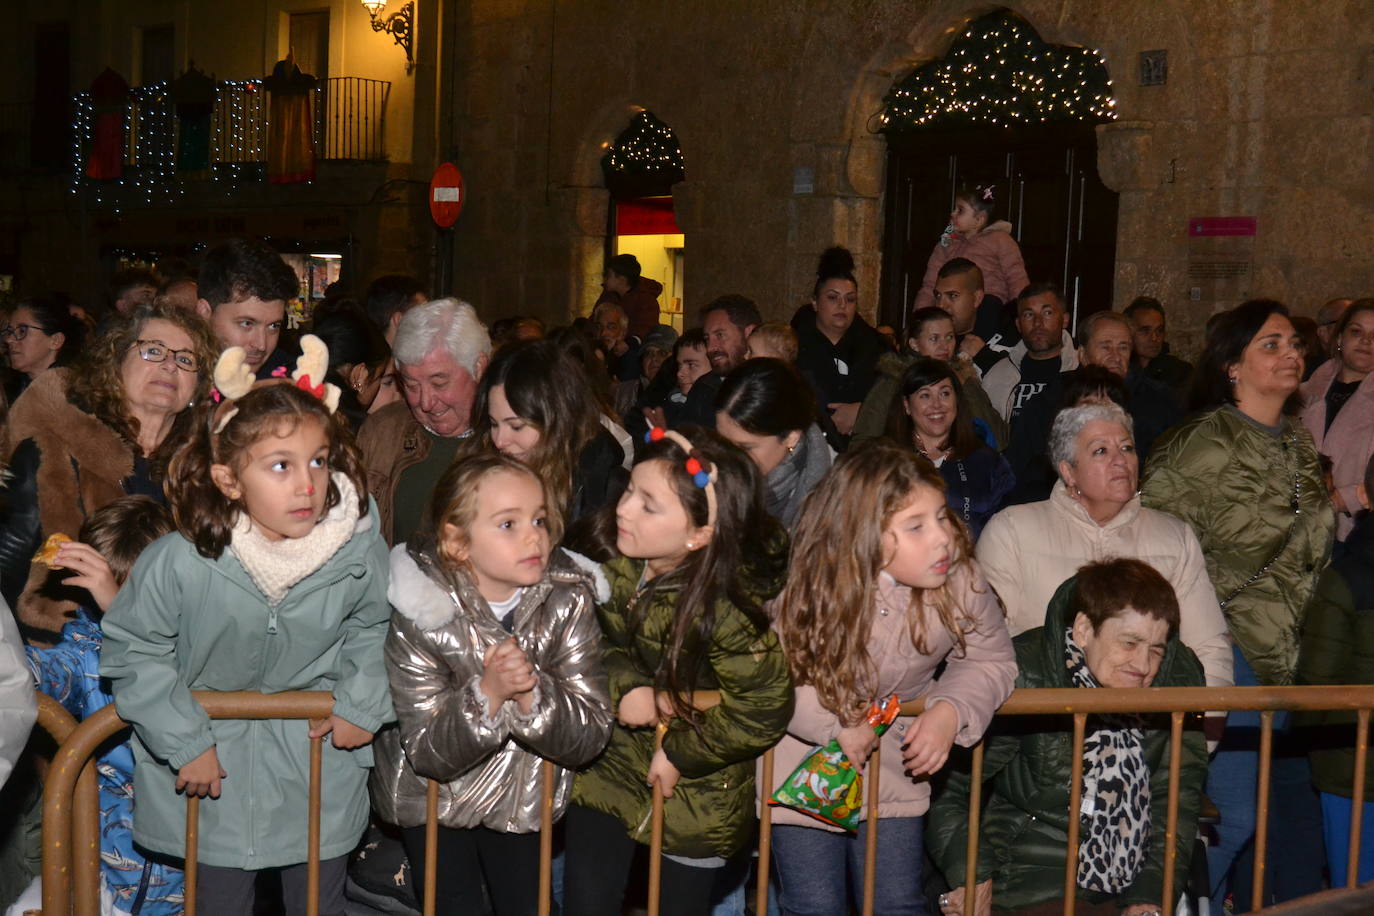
top-left (0, 189), bottom-right (1369, 916)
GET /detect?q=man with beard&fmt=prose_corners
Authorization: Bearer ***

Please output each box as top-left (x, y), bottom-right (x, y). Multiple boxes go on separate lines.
top-left (671, 294), bottom-right (761, 428)
top-left (984, 283), bottom-right (1079, 504)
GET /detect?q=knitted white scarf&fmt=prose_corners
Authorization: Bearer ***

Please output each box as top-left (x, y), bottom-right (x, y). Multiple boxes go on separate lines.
top-left (229, 472), bottom-right (363, 606)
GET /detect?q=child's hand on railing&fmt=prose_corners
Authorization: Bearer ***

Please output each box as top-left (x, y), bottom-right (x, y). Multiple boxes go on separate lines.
top-left (901, 700), bottom-right (959, 776)
top-left (176, 746), bottom-right (226, 799)
top-left (837, 723), bottom-right (879, 775)
top-left (647, 747), bottom-right (681, 798)
top-left (308, 714), bottom-right (375, 749)
top-left (618, 686), bottom-right (660, 727)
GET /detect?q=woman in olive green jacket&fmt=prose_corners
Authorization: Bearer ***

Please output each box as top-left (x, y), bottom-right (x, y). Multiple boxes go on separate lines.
top-left (1141, 300), bottom-right (1335, 908)
top-left (564, 428), bottom-right (794, 916)
top-left (928, 561), bottom-right (1206, 915)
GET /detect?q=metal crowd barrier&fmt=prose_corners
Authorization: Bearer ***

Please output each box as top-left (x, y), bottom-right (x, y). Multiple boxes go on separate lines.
top-left (35, 686), bottom-right (1374, 916)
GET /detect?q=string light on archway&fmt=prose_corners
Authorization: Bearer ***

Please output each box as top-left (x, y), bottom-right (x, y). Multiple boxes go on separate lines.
top-left (602, 111), bottom-right (685, 182)
top-left (880, 10), bottom-right (1117, 132)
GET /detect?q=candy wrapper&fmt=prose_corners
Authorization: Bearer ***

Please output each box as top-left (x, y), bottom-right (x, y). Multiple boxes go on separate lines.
top-left (769, 695), bottom-right (902, 831)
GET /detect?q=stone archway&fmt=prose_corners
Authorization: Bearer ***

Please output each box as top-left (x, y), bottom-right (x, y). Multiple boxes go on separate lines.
top-left (559, 102), bottom-right (693, 319)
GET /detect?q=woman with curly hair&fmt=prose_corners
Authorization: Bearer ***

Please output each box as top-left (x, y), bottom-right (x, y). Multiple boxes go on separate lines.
top-left (0, 302), bottom-right (217, 639)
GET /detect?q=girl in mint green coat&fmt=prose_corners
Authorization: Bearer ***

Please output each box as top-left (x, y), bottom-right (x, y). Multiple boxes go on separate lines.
top-left (101, 343), bottom-right (392, 916)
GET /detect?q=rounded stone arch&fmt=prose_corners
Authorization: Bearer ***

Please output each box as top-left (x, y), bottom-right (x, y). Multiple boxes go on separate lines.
top-left (560, 101), bottom-right (694, 318)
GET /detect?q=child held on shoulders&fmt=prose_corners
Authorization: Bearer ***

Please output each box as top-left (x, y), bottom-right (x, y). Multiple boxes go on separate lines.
top-left (769, 439), bottom-right (1016, 916)
top-left (100, 338), bottom-right (393, 916)
top-left (26, 496), bottom-right (184, 916)
top-left (913, 184), bottom-right (1029, 318)
top-left (562, 426), bottom-right (794, 916)
top-left (369, 451), bottom-right (613, 915)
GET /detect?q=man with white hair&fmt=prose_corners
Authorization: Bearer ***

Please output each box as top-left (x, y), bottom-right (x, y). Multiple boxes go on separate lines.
top-left (357, 298), bottom-right (491, 545)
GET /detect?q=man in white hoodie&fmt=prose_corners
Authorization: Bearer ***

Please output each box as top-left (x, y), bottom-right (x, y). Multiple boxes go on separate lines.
top-left (983, 283), bottom-right (1079, 504)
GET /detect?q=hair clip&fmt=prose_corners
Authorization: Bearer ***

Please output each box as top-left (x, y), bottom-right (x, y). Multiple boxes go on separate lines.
top-left (643, 426), bottom-right (718, 526)
top-left (270, 365), bottom-right (288, 378)
top-left (982, 186), bottom-right (995, 201)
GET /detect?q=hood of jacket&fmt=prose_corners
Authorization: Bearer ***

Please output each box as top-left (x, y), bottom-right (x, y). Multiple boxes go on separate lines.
top-left (1033, 573), bottom-right (1198, 689)
top-left (388, 542), bottom-right (609, 631)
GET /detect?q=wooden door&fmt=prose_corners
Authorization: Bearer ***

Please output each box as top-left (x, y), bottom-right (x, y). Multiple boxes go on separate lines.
top-left (879, 124), bottom-right (1118, 334)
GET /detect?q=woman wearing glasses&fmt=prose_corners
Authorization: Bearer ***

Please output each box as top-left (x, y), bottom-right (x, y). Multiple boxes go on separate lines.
top-left (0, 302), bottom-right (217, 639)
top-left (2, 297), bottom-right (82, 403)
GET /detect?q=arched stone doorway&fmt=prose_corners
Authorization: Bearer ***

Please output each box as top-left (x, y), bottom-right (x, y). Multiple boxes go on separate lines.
top-left (875, 8), bottom-right (1119, 334)
top-left (600, 111), bottom-right (687, 330)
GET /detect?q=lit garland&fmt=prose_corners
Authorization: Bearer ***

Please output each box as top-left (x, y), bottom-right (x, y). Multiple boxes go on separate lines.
top-left (602, 111), bottom-right (685, 184)
top-left (880, 11), bottom-right (1116, 131)
top-left (70, 75), bottom-right (304, 206)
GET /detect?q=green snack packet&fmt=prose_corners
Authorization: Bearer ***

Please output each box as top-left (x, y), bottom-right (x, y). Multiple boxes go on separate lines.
top-left (769, 695), bottom-right (902, 831)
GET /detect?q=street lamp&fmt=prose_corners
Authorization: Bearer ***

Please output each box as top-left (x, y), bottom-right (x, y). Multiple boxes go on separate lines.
top-left (360, 0), bottom-right (414, 73)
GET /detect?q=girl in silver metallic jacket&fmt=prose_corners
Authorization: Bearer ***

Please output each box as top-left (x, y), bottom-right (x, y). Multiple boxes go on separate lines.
top-left (369, 453), bottom-right (612, 916)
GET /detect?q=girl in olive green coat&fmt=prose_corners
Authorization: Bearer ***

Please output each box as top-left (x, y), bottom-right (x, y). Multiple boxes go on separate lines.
top-left (564, 427), bottom-right (794, 916)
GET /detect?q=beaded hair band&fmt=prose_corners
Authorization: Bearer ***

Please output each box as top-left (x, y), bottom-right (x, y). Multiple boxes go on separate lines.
top-left (210, 334), bottom-right (342, 434)
top-left (644, 426), bottom-right (718, 527)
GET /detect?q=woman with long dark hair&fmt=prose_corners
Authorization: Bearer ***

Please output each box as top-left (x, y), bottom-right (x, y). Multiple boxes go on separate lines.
top-left (895, 358), bottom-right (1013, 541)
top-left (473, 339), bottom-right (627, 525)
top-left (714, 358), bottom-right (832, 531)
top-left (1143, 299), bottom-right (1335, 909)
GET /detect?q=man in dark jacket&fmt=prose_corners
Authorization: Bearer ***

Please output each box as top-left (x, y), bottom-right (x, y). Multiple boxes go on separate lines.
top-left (1074, 309), bottom-right (1183, 460)
top-left (1125, 297), bottom-right (1193, 406)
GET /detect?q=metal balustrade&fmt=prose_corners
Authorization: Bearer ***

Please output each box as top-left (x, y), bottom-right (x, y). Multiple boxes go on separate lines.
top-left (34, 686), bottom-right (1374, 915)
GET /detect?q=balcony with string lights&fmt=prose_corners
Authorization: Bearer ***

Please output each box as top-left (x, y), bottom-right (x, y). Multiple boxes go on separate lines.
top-left (67, 68), bottom-right (393, 210)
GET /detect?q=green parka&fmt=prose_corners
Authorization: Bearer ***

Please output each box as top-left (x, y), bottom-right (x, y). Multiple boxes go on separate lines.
top-left (99, 509), bottom-right (393, 870)
top-left (1298, 515), bottom-right (1374, 798)
top-left (926, 576), bottom-right (1207, 911)
top-left (570, 536), bottom-right (794, 859)
top-left (1141, 406), bottom-right (1334, 685)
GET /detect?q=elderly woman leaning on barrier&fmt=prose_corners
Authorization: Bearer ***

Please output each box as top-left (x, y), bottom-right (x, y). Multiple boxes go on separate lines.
top-left (927, 558), bottom-right (1207, 916)
top-left (975, 403), bottom-right (1232, 692)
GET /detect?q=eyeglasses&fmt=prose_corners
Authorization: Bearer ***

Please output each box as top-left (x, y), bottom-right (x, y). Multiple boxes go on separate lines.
top-left (1, 324), bottom-right (52, 341)
top-left (134, 340), bottom-right (200, 372)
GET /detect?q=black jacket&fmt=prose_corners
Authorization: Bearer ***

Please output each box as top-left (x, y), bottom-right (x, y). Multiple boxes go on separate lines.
top-left (793, 316), bottom-right (886, 451)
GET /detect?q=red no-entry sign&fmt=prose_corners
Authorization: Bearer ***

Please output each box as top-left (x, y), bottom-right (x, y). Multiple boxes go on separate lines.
top-left (430, 162), bottom-right (464, 228)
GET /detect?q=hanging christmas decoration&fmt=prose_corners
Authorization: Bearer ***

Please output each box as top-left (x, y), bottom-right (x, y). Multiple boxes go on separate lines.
top-left (602, 110), bottom-right (685, 198)
top-left (85, 67), bottom-right (130, 179)
top-left (172, 62), bottom-right (216, 176)
top-left (880, 10), bottom-right (1116, 132)
top-left (263, 53), bottom-right (317, 184)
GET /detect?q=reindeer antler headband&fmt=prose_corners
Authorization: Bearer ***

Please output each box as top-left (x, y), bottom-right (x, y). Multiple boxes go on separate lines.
top-left (644, 426), bottom-right (718, 527)
top-left (211, 334), bottom-right (342, 434)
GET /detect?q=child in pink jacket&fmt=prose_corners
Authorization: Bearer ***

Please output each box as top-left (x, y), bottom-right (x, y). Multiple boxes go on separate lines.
top-left (913, 185), bottom-right (1030, 314)
top-left (769, 440), bottom-right (1016, 915)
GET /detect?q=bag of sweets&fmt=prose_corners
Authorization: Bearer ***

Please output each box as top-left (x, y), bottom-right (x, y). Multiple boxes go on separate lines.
top-left (769, 695), bottom-right (901, 831)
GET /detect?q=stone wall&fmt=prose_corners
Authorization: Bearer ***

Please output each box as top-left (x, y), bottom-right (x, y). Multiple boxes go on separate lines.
top-left (446, 0), bottom-right (1374, 358)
